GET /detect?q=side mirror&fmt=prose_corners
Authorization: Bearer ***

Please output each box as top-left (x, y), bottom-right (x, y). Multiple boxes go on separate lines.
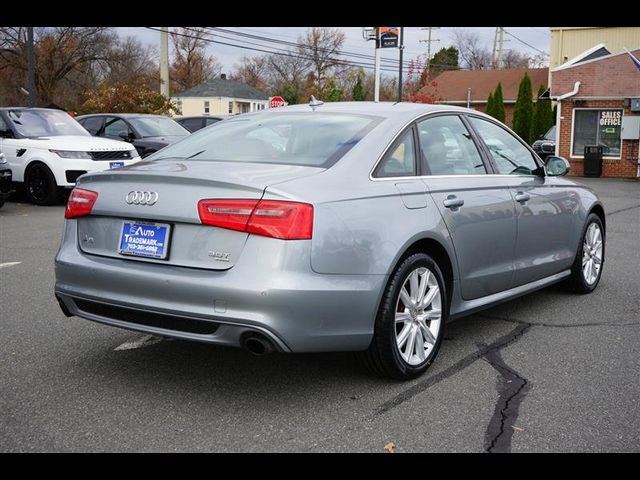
top-left (118, 131), bottom-right (131, 141)
top-left (540, 142), bottom-right (555, 153)
top-left (545, 156), bottom-right (570, 176)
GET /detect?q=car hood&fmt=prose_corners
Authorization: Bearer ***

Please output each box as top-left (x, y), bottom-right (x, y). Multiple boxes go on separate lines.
top-left (15, 135), bottom-right (136, 152)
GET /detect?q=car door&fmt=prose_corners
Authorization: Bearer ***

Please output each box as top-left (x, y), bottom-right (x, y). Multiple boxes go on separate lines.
top-left (467, 116), bottom-right (578, 286)
top-left (417, 114), bottom-right (518, 301)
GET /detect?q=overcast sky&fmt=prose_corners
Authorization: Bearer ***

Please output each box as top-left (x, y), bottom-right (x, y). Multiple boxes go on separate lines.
top-left (117, 27), bottom-right (550, 74)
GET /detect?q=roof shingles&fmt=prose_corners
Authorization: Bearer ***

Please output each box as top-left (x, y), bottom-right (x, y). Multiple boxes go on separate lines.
top-left (419, 67), bottom-right (549, 104)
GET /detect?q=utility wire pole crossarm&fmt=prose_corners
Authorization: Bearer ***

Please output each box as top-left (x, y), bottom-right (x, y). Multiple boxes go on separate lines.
top-left (420, 27), bottom-right (440, 75)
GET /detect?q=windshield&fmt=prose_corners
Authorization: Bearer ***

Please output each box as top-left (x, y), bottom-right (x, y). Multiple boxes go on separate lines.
top-left (544, 125), bottom-right (556, 140)
top-left (7, 109), bottom-right (89, 137)
top-left (148, 112), bottom-right (380, 167)
top-left (129, 117), bottom-right (189, 137)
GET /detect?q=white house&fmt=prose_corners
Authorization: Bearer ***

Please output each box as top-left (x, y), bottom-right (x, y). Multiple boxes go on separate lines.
top-left (172, 74), bottom-right (269, 116)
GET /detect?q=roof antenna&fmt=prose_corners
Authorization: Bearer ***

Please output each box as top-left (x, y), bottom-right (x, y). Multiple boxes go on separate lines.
top-left (309, 95), bottom-right (324, 111)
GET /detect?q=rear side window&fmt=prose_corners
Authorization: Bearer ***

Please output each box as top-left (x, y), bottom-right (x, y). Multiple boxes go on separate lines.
top-left (417, 115), bottom-right (485, 175)
top-left (373, 129), bottom-right (416, 178)
top-left (103, 117), bottom-right (131, 138)
top-left (148, 112), bottom-right (380, 168)
top-left (180, 118), bottom-right (204, 132)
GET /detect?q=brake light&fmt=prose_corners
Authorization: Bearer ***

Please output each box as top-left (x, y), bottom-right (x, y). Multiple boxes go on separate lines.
top-left (65, 188), bottom-right (98, 219)
top-left (198, 199), bottom-right (313, 240)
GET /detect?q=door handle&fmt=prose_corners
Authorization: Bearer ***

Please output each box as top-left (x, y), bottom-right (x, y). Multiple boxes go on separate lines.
top-left (443, 195), bottom-right (464, 209)
top-left (515, 192), bottom-right (531, 203)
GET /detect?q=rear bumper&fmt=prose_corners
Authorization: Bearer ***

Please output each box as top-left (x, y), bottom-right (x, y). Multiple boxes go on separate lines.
top-left (55, 220), bottom-right (387, 352)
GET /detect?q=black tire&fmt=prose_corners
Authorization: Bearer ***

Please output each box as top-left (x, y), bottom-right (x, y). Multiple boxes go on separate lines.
top-left (563, 213), bottom-right (605, 294)
top-left (359, 252), bottom-right (448, 380)
top-left (24, 163), bottom-right (60, 206)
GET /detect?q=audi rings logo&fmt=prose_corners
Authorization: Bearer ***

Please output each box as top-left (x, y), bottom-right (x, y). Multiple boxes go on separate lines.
top-left (125, 191), bottom-right (159, 206)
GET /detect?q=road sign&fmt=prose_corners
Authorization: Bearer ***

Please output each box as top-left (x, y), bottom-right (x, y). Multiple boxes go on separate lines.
top-left (379, 27), bottom-right (399, 48)
top-left (270, 96), bottom-right (286, 108)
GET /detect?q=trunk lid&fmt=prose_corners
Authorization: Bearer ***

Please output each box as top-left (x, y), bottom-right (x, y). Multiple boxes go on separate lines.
top-left (75, 160), bottom-right (323, 270)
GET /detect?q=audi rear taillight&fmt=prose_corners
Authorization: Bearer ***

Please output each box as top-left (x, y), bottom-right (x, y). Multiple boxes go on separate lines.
top-left (65, 188), bottom-right (98, 219)
top-left (198, 199), bottom-right (313, 240)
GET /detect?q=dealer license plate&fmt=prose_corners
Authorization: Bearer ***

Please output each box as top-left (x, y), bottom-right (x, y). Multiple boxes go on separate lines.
top-left (118, 221), bottom-right (170, 259)
top-left (110, 161), bottom-right (125, 169)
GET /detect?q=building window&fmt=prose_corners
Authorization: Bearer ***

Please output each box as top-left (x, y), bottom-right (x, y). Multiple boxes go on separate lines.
top-left (228, 101), bottom-right (233, 114)
top-left (204, 101), bottom-right (210, 114)
top-left (572, 109), bottom-right (623, 158)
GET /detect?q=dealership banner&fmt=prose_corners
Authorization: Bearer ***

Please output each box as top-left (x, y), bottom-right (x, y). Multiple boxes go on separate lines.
top-left (379, 27), bottom-right (399, 48)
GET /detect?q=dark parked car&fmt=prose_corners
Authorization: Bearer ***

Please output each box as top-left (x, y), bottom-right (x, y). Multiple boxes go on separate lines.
top-left (175, 115), bottom-right (227, 133)
top-left (532, 125), bottom-right (556, 161)
top-left (76, 114), bottom-right (190, 158)
top-left (0, 152), bottom-right (11, 208)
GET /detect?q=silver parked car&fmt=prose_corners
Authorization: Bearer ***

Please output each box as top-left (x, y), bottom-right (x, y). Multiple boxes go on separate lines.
top-left (55, 102), bottom-right (605, 379)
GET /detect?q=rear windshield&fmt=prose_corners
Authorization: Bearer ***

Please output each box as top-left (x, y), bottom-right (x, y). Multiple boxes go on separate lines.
top-left (148, 112), bottom-right (380, 167)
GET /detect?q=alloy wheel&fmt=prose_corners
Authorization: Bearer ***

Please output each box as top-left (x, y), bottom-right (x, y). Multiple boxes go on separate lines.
top-left (582, 222), bottom-right (603, 285)
top-left (395, 267), bottom-right (442, 366)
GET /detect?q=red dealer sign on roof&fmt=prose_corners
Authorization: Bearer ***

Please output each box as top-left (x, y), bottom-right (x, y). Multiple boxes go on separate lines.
top-left (270, 96), bottom-right (286, 108)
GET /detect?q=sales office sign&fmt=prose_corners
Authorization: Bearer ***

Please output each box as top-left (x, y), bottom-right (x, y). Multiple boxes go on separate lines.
top-left (600, 110), bottom-right (622, 134)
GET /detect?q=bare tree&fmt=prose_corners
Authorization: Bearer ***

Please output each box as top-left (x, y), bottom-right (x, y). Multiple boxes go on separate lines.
top-left (502, 50), bottom-right (532, 69)
top-left (451, 29), bottom-right (492, 70)
top-left (297, 27), bottom-right (346, 95)
top-left (103, 36), bottom-right (158, 84)
top-left (231, 56), bottom-right (270, 92)
top-left (170, 27), bottom-right (221, 93)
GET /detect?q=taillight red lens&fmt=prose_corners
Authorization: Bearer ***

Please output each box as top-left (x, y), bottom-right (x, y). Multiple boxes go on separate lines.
top-left (65, 188), bottom-right (98, 219)
top-left (198, 199), bottom-right (313, 240)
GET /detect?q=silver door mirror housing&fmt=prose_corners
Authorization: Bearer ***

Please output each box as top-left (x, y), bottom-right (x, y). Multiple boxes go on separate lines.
top-left (545, 156), bottom-right (571, 176)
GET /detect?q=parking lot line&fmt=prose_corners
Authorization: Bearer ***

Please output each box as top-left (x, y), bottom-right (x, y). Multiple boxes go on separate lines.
top-left (0, 262), bottom-right (21, 269)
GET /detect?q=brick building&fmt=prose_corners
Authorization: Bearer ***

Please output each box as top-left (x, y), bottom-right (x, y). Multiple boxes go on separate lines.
top-left (551, 47), bottom-right (640, 178)
top-left (418, 68), bottom-right (548, 127)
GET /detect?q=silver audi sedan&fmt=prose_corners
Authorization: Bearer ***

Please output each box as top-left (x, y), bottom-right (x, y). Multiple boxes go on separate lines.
top-left (55, 102), bottom-right (605, 379)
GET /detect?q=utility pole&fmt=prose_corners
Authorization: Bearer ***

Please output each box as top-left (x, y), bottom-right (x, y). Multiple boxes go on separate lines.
top-left (492, 27), bottom-right (499, 68)
top-left (374, 29), bottom-right (381, 102)
top-left (397, 27), bottom-right (404, 102)
top-left (26, 27), bottom-right (36, 107)
top-left (497, 27), bottom-right (505, 69)
top-left (160, 27), bottom-right (170, 98)
top-left (420, 27), bottom-right (440, 75)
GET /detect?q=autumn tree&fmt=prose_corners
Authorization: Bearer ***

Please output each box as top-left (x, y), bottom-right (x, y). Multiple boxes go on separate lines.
top-left (513, 72), bottom-right (534, 143)
top-left (170, 27), bottom-right (221, 93)
top-left (297, 27), bottom-right (346, 98)
top-left (0, 27), bottom-right (117, 108)
top-left (81, 76), bottom-right (175, 115)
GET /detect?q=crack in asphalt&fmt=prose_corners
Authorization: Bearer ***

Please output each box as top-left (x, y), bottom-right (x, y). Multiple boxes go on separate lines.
top-left (481, 344), bottom-right (531, 453)
top-left (478, 313), bottom-right (640, 328)
top-left (373, 323), bottom-right (530, 417)
top-left (607, 204), bottom-right (640, 216)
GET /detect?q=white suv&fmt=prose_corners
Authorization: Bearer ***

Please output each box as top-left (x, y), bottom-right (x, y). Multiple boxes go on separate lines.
top-left (0, 108), bottom-right (141, 205)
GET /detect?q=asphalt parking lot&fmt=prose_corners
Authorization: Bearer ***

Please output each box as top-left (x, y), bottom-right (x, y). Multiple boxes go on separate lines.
top-left (1, 177), bottom-right (638, 452)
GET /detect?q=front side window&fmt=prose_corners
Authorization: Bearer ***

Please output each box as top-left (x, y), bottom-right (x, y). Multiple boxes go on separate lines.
top-left (80, 116), bottom-right (104, 135)
top-left (6, 109), bottom-right (89, 137)
top-left (469, 117), bottom-right (538, 175)
top-left (373, 129), bottom-right (417, 178)
top-left (148, 112), bottom-right (380, 168)
top-left (103, 118), bottom-right (131, 138)
top-left (572, 109), bottom-right (622, 158)
top-left (417, 115), bottom-right (485, 175)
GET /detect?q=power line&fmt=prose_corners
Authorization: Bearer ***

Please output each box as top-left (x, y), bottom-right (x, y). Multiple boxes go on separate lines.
top-left (503, 29), bottom-right (549, 56)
